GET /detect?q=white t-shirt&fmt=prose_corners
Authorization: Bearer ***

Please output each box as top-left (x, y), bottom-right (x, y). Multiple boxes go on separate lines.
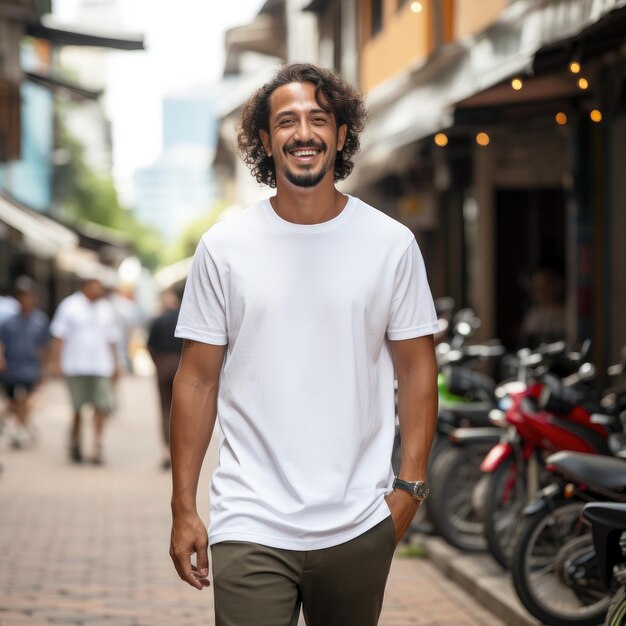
top-left (176, 195), bottom-right (438, 550)
top-left (50, 292), bottom-right (120, 377)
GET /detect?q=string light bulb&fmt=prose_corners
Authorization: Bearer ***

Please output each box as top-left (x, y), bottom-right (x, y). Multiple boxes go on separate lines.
top-left (590, 110), bottom-right (602, 123)
top-left (476, 132), bottom-right (490, 147)
top-left (578, 77), bottom-right (589, 90)
top-left (555, 112), bottom-right (568, 125)
top-left (511, 78), bottom-right (523, 91)
top-left (434, 133), bottom-right (448, 147)
top-left (569, 61), bottom-right (581, 74)
top-left (410, 1), bottom-right (423, 13)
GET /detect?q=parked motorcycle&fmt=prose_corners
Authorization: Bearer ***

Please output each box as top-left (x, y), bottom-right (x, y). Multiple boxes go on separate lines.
top-left (511, 447), bottom-right (626, 626)
top-left (426, 342), bottom-right (567, 552)
top-left (581, 502), bottom-right (626, 626)
top-left (480, 343), bottom-right (623, 568)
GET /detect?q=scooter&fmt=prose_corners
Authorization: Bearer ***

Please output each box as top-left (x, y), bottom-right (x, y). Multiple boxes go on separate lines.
top-left (581, 502), bottom-right (626, 626)
top-left (426, 342), bottom-right (568, 553)
top-left (479, 343), bottom-right (623, 568)
top-left (511, 444), bottom-right (626, 626)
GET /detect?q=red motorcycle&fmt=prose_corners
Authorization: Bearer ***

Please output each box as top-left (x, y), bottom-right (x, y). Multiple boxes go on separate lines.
top-left (478, 347), bottom-right (623, 569)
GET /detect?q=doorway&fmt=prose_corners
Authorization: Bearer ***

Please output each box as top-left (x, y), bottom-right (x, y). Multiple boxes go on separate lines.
top-left (494, 188), bottom-right (566, 350)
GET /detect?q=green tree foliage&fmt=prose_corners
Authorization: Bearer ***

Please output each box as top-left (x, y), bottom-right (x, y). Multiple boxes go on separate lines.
top-left (54, 127), bottom-right (165, 269)
top-left (164, 201), bottom-right (229, 266)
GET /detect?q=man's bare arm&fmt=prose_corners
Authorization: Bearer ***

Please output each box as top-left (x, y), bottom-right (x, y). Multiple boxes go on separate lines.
top-left (169, 339), bottom-right (226, 590)
top-left (385, 335), bottom-right (438, 541)
top-left (48, 337), bottom-right (63, 377)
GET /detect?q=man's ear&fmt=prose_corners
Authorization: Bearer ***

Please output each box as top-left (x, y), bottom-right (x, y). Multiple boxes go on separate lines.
top-left (260, 129), bottom-right (272, 157)
top-left (337, 124), bottom-right (348, 152)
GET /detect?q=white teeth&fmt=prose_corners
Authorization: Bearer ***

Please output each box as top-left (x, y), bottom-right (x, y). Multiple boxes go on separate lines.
top-left (292, 150), bottom-right (318, 157)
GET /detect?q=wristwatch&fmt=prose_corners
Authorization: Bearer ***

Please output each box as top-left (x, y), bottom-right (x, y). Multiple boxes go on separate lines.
top-left (393, 477), bottom-right (431, 502)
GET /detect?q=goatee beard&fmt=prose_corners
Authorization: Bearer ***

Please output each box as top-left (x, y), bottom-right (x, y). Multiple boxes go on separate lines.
top-left (285, 169), bottom-right (327, 188)
top-left (283, 152), bottom-right (336, 188)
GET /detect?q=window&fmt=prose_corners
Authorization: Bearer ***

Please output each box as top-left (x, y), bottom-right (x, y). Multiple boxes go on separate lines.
top-left (0, 81), bottom-right (21, 162)
top-left (371, 0), bottom-right (383, 36)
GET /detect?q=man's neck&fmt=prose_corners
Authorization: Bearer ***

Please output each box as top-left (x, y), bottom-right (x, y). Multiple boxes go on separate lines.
top-left (270, 180), bottom-right (347, 225)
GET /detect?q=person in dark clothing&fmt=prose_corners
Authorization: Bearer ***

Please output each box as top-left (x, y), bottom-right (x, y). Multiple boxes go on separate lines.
top-left (147, 288), bottom-right (183, 469)
top-left (0, 276), bottom-right (49, 448)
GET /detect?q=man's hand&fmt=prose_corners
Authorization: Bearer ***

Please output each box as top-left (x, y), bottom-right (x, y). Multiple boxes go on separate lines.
top-left (47, 360), bottom-right (62, 378)
top-left (170, 512), bottom-right (210, 590)
top-left (385, 489), bottom-right (420, 544)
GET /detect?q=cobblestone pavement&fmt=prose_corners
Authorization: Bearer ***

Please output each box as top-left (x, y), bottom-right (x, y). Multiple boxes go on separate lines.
top-left (0, 377), bottom-right (504, 626)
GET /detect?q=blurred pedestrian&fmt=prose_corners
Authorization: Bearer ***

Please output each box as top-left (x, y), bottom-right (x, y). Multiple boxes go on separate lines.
top-left (0, 276), bottom-right (49, 448)
top-left (147, 287), bottom-right (183, 470)
top-left (518, 267), bottom-right (566, 349)
top-left (169, 64), bottom-right (439, 625)
top-left (109, 283), bottom-right (143, 373)
top-left (49, 278), bottom-right (120, 464)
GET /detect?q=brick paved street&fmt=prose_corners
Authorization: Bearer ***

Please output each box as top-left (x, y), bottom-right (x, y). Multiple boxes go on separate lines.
top-left (0, 376), bottom-right (504, 626)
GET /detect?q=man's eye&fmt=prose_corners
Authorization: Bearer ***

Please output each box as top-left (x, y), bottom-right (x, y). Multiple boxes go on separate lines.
top-left (312, 117), bottom-right (327, 124)
top-left (280, 119), bottom-right (295, 126)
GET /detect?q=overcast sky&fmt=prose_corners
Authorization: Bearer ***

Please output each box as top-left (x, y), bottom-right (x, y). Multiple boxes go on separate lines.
top-left (53, 0), bottom-right (265, 199)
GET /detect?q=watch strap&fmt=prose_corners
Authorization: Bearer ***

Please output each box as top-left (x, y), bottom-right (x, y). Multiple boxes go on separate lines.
top-left (392, 477), bottom-right (430, 501)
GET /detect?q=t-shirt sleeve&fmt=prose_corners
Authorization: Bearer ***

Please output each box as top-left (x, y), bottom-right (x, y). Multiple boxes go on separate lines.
top-left (175, 238), bottom-right (228, 346)
top-left (387, 238), bottom-right (439, 341)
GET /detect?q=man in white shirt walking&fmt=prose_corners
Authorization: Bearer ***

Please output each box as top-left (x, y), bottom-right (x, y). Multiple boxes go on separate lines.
top-left (169, 63), bottom-right (439, 626)
top-left (50, 279), bottom-right (120, 464)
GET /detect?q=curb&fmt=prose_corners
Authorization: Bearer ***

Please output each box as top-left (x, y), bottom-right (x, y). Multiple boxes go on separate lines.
top-left (420, 536), bottom-right (542, 626)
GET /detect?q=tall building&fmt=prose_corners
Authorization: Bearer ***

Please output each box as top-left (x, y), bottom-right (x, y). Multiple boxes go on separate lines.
top-left (132, 83), bottom-right (227, 240)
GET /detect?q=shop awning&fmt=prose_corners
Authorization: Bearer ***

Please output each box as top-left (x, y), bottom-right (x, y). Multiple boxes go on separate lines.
top-left (353, 0), bottom-right (626, 186)
top-left (26, 18), bottom-right (144, 50)
top-left (0, 194), bottom-right (78, 258)
top-left (55, 247), bottom-right (119, 287)
top-left (24, 71), bottom-right (103, 100)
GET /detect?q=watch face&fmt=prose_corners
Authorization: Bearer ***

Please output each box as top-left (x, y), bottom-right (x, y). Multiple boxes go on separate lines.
top-left (414, 481), bottom-right (430, 500)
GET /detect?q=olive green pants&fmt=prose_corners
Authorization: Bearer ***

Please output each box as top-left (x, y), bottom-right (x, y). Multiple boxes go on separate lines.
top-left (211, 516), bottom-right (396, 626)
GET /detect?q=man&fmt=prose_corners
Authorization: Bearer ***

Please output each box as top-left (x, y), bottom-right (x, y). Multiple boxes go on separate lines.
top-left (147, 287), bottom-right (183, 470)
top-left (170, 63), bottom-right (439, 626)
top-left (50, 278), bottom-right (120, 464)
top-left (0, 276), bottom-right (49, 448)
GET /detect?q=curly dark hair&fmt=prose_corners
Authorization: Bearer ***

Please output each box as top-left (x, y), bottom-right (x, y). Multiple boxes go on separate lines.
top-left (237, 63), bottom-right (367, 188)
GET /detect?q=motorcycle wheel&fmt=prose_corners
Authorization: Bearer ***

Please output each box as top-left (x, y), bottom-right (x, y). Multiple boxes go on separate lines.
top-left (606, 585), bottom-right (626, 626)
top-left (483, 455), bottom-right (527, 569)
top-left (511, 499), bottom-right (613, 626)
top-left (428, 444), bottom-right (489, 552)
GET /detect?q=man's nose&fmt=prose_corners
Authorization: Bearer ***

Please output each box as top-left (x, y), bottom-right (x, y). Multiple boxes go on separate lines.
top-left (293, 119), bottom-right (313, 142)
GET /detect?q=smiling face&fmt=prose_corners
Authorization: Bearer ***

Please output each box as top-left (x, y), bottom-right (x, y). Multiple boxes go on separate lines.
top-left (260, 81), bottom-right (347, 189)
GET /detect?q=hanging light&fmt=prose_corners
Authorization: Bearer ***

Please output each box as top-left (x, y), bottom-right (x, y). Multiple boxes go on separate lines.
top-left (511, 78), bottom-right (523, 91)
top-left (569, 61), bottom-right (581, 74)
top-left (434, 133), bottom-right (448, 147)
top-left (476, 132), bottom-right (490, 147)
top-left (555, 112), bottom-right (568, 125)
top-left (410, 1), bottom-right (423, 13)
top-left (590, 110), bottom-right (602, 123)
top-left (578, 77), bottom-right (589, 90)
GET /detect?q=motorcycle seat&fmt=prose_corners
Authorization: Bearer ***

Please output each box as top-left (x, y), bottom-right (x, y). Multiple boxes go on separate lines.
top-left (444, 366), bottom-right (496, 401)
top-left (547, 451), bottom-right (626, 493)
top-left (582, 502), bottom-right (626, 588)
top-left (582, 502), bottom-right (626, 533)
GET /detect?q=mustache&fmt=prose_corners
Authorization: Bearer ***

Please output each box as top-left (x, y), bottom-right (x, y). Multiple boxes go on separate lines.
top-left (283, 140), bottom-right (327, 154)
